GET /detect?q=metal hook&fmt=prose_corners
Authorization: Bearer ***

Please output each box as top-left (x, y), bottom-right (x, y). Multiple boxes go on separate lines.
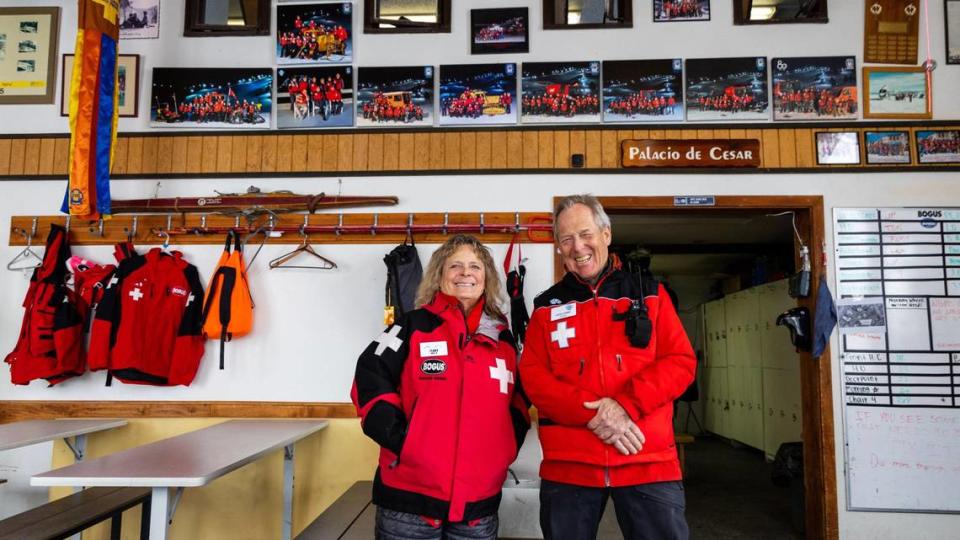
top-left (335, 213), bottom-right (343, 237)
top-left (442, 213), bottom-right (449, 235)
top-left (97, 218), bottom-right (105, 237)
top-left (64, 215), bottom-right (71, 234)
top-left (514, 212), bottom-right (521, 233)
top-left (479, 213), bottom-right (485, 235)
top-left (235, 215), bottom-right (241, 229)
top-left (371, 214), bottom-right (378, 236)
top-left (126, 216), bottom-right (138, 241)
top-left (407, 213), bottom-right (414, 238)
top-left (29, 217), bottom-right (38, 238)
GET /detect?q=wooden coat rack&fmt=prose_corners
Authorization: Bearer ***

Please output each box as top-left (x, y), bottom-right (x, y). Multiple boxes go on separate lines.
top-left (8, 212), bottom-right (554, 246)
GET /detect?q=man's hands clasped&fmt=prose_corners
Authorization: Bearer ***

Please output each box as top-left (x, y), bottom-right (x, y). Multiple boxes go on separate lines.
top-left (583, 397), bottom-right (646, 456)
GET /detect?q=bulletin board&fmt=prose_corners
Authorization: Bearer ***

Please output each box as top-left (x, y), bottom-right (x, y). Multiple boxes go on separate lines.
top-left (835, 208), bottom-right (960, 513)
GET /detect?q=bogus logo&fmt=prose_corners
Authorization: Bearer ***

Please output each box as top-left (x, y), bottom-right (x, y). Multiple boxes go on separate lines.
top-left (420, 359), bottom-right (447, 375)
top-left (917, 210), bottom-right (942, 218)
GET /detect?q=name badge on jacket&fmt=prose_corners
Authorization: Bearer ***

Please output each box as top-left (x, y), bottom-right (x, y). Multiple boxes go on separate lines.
top-left (420, 341), bottom-right (448, 357)
top-left (550, 303), bottom-right (577, 321)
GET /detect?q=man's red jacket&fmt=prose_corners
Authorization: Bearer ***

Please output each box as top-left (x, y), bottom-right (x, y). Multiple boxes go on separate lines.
top-left (520, 265), bottom-right (696, 487)
top-left (352, 294), bottom-right (530, 522)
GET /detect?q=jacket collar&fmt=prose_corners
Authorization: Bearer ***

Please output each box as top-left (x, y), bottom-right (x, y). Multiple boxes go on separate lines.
top-left (562, 254), bottom-right (623, 293)
top-left (425, 293), bottom-right (503, 344)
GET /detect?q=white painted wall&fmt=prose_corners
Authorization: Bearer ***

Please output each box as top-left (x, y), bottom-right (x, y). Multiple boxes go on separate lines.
top-left (2, 0), bottom-right (960, 537)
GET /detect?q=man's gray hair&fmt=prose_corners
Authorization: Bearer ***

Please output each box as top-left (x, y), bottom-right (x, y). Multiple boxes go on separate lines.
top-left (553, 194), bottom-right (611, 239)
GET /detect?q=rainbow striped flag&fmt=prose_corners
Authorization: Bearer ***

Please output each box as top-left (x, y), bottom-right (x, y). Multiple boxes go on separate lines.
top-left (63, 0), bottom-right (120, 220)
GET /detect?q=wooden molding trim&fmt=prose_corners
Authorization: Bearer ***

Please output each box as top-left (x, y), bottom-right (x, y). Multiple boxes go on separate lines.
top-left (0, 124), bottom-right (957, 178)
top-left (0, 401), bottom-right (359, 423)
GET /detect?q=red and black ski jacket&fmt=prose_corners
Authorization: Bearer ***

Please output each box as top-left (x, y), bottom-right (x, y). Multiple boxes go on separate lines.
top-left (5, 225), bottom-right (85, 386)
top-left (88, 248), bottom-right (206, 386)
top-left (352, 293), bottom-right (530, 522)
top-left (520, 264), bottom-right (696, 488)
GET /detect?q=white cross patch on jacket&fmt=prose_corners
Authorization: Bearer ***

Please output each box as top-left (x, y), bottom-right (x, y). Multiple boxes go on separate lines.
top-left (551, 321), bottom-right (575, 348)
top-left (489, 358), bottom-right (514, 394)
top-left (374, 326), bottom-right (403, 356)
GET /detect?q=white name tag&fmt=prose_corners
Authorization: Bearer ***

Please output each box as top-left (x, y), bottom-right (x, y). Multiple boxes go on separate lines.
top-left (550, 303), bottom-right (577, 321)
top-left (420, 341), bottom-right (448, 357)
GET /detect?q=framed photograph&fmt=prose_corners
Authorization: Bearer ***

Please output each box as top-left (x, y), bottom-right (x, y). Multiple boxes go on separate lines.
top-left (276, 2), bottom-right (352, 65)
top-left (61, 54), bottom-right (140, 117)
top-left (772, 56), bottom-right (857, 121)
top-left (734, 0), bottom-right (827, 24)
top-left (816, 131), bottom-right (861, 165)
top-left (150, 68), bottom-right (273, 129)
top-left (120, 0), bottom-right (160, 39)
top-left (685, 57), bottom-right (769, 121)
top-left (602, 59), bottom-right (683, 123)
top-left (947, 0), bottom-right (960, 64)
top-left (276, 65), bottom-right (353, 129)
top-left (864, 131), bottom-right (911, 164)
top-left (862, 66), bottom-right (931, 119)
top-left (653, 1), bottom-right (710, 22)
top-left (439, 63), bottom-right (517, 126)
top-left (916, 130), bottom-right (960, 164)
top-left (0, 7), bottom-right (60, 104)
top-left (521, 61), bottom-right (601, 124)
top-left (356, 66), bottom-right (434, 127)
top-left (470, 8), bottom-right (529, 55)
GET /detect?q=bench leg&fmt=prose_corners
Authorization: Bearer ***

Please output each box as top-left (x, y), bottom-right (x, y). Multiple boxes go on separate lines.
top-left (110, 510), bottom-right (123, 540)
top-left (140, 497), bottom-right (152, 540)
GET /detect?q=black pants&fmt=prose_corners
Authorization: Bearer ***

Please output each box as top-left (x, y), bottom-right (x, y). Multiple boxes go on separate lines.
top-left (539, 479), bottom-right (689, 540)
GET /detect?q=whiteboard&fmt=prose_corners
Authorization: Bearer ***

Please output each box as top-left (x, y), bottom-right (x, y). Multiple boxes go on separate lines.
top-left (835, 208), bottom-right (960, 513)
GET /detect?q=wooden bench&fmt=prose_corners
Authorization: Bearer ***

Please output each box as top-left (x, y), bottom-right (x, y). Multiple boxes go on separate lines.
top-left (0, 486), bottom-right (151, 540)
top-left (296, 481), bottom-right (373, 540)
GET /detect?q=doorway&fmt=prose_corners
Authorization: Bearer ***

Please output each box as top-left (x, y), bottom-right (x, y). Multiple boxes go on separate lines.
top-left (552, 195), bottom-right (837, 540)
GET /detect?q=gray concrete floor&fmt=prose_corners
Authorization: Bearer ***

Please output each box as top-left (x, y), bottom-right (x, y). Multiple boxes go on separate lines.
top-left (596, 436), bottom-right (803, 539)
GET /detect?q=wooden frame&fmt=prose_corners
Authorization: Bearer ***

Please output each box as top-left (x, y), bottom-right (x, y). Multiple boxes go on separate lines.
top-left (815, 131), bottom-right (861, 165)
top-left (947, 0), bottom-right (960, 64)
top-left (363, 0), bottom-right (451, 34)
top-left (60, 54), bottom-right (140, 118)
top-left (470, 8), bottom-right (529, 55)
top-left (864, 130), bottom-right (911, 165)
top-left (915, 129), bottom-right (960, 164)
top-left (542, 0), bottom-right (633, 29)
top-left (553, 195), bottom-right (837, 540)
top-left (733, 0), bottom-right (828, 25)
top-left (183, 0), bottom-right (270, 37)
top-left (862, 66), bottom-right (932, 120)
top-left (0, 6), bottom-right (60, 105)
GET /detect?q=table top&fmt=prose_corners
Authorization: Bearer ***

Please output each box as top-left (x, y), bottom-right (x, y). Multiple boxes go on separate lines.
top-left (31, 419), bottom-right (328, 488)
top-left (0, 419), bottom-right (128, 452)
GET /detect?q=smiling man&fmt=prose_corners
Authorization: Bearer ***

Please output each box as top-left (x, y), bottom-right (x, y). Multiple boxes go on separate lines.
top-left (520, 194), bottom-right (697, 540)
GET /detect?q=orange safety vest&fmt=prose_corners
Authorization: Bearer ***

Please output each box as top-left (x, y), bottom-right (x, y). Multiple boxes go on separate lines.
top-left (202, 230), bottom-right (253, 369)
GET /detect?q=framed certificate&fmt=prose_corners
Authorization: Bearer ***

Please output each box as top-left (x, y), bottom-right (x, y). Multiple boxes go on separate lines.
top-left (0, 7), bottom-right (60, 104)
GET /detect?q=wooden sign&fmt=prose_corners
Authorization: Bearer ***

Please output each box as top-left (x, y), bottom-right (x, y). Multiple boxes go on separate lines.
top-left (621, 139), bottom-right (760, 168)
top-left (864, 0), bottom-right (920, 64)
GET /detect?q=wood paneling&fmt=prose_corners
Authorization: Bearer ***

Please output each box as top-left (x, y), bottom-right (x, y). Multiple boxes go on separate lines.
top-left (553, 130), bottom-right (569, 169)
top-left (444, 132), bottom-right (460, 170)
top-left (367, 133), bottom-right (384, 171)
top-left (506, 132), bottom-right (522, 169)
top-left (383, 133), bottom-right (400, 170)
top-left (22, 139), bottom-right (40, 175)
top-left (475, 131), bottom-right (491, 169)
top-left (0, 401), bottom-right (359, 422)
top-left (460, 132), bottom-right (476, 170)
top-left (522, 131), bottom-right (539, 169)
top-left (8, 139), bottom-right (26, 175)
top-left (37, 138), bottom-right (56, 175)
top-left (2, 124), bottom-right (959, 178)
top-left (216, 136), bottom-right (233, 173)
top-left (125, 137), bottom-right (143, 174)
top-left (0, 139), bottom-right (11, 175)
top-left (351, 133), bottom-right (368, 172)
top-left (276, 135), bottom-right (293, 173)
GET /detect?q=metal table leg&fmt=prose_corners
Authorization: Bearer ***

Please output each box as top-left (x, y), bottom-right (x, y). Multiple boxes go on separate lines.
top-left (149, 487), bottom-right (171, 540)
